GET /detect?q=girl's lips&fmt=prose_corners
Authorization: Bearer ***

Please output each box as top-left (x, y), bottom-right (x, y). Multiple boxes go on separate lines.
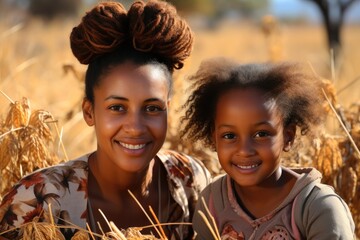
top-left (233, 162), bottom-right (261, 172)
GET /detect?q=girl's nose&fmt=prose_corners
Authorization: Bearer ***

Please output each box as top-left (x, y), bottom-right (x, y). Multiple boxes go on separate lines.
top-left (236, 138), bottom-right (256, 157)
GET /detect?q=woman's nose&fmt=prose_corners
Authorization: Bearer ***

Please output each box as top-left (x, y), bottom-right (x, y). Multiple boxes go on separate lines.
top-left (123, 112), bottom-right (145, 136)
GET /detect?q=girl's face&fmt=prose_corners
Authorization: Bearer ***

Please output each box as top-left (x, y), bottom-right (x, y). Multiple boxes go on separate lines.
top-left (213, 88), bottom-right (295, 188)
top-left (83, 61), bottom-right (170, 173)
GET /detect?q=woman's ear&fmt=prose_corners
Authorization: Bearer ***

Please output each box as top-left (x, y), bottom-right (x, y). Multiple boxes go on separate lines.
top-left (283, 123), bottom-right (296, 152)
top-left (82, 98), bottom-right (95, 126)
top-left (212, 130), bottom-right (217, 152)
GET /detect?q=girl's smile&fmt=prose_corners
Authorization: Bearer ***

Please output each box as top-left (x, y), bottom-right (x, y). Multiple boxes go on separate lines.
top-left (213, 87), bottom-right (292, 188)
top-left (233, 161), bottom-right (262, 174)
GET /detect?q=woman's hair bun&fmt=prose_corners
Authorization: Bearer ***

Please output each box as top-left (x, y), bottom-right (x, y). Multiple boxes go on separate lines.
top-left (70, 2), bottom-right (128, 64)
top-left (128, 0), bottom-right (193, 69)
top-left (70, 0), bottom-right (194, 69)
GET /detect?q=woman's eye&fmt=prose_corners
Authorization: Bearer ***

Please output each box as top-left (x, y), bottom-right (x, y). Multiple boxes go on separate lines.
top-left (109, 105), bottom-right (125, 112)
top-left (254, 131), bottom-right (270, 138)
top-left (222, 133), bottom-right (236, 139)
top-left (145, 105), bottom-right (163, 112)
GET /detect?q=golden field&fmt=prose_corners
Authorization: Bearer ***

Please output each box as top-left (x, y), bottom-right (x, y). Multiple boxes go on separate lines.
top-left (1, 16), bottom-right (360, 238)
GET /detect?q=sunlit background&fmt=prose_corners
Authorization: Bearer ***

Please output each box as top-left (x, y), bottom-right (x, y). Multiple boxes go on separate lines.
top-left (1, 0), bottom-right (360, 236)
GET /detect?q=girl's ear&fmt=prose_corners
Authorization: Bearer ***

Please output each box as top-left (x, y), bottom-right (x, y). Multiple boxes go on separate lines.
top-left (283, 123), bottom-right (296, 152)
top-left (82, 98), bottom-right (95, 126)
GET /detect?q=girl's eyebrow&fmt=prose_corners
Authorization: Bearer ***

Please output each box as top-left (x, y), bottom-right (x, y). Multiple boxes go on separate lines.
top-left (217, 124), bottom-right (234, 129)
top-left (217, 121), bottom-right (274, 129)
top-left (254, 121), bottom-right (273, 126)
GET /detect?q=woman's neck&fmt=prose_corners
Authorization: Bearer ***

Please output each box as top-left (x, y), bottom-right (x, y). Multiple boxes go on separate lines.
top-left (88, 151), bottom-right (155, 202)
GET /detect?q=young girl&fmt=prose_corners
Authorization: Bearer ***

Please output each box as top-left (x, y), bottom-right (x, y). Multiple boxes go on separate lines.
top-left (0, 1), bottom-right (210, 239)
top-left (181, 58), bottom-right (355, 239)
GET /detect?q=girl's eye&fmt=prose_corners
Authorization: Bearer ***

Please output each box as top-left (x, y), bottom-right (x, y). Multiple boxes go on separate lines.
top-left (222, 133), bottom-right (236, 139)
top-left (145, 105), bottom-right (164, 112)
top-left (109, 105), bottom-right (125, 112)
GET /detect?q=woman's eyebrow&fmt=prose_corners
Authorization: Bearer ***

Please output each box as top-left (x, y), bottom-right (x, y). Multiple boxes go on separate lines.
top-left (144, 98), bottom-right (166, 103)
top-left (104, 95), bottom-right (128, 101)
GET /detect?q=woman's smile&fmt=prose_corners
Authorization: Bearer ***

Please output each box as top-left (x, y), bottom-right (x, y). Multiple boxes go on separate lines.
top-left (114, 139), bottom-right (149, 156)
top-left (117, 141), bottom-right (147, 150)
top-left (83, 61), bottom-right (170, 173)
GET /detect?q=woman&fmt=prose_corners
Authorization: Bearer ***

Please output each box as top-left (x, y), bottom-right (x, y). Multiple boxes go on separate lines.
top-left (0, 1), bottom-right (210, 239)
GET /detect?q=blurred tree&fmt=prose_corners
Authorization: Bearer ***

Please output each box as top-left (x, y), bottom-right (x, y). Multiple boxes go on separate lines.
top-left (212, 0), bottom-right (270, 19)
top-left (29, 0), bottom-right (82, 20)
top-left (168, 0), bottom-right (269, 18)
top-left (305, 0), bottom-right (359, 60)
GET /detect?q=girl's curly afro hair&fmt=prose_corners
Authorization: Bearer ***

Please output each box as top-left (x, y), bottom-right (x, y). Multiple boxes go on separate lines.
top-left (181, 58), bottom-right (326, 149)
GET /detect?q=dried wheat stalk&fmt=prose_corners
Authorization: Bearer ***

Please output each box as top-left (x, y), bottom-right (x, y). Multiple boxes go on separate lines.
top-left (0, 96), bottom-right (62, 198)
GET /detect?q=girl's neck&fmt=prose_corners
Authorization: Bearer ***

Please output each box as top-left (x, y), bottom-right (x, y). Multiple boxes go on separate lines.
top-left (88, 151), bottom-right (155, 201)
top-left (235, 167), bottom-right (285, 199)
top-left (232, 167), bottom-right (298, 218)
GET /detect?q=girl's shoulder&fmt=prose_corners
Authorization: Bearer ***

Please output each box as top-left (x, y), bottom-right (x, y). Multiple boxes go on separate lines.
top-left (293, 180), bottom-right (355, 239)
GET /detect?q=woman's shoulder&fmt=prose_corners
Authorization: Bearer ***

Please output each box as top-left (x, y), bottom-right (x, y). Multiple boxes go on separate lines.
top-left (157, 149), bottom-right (200, 165)
top-left (0, 154), bottom-right (91, 234)
top-left (18, 154), bottom-right (90, 184)
top-left (1, 153), bottom-right (90, 205)
top-left (157, 149), bottom-right (212, 189)
top-left (3, 154), bottom-right (89, 194)
top-left (157, 149), bottom-right (210, 174)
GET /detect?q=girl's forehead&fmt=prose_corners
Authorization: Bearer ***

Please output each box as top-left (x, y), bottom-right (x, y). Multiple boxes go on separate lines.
top-left (216, 88), bottom-right (281, 118)
top-left (214, 91), bottom-right (284, 131)
top-left (219, 88), bottom-right (267, 104)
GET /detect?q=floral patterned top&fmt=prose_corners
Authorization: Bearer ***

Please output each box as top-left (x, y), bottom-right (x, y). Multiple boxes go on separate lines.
top-left (0, 149), bottom-right (211, 240)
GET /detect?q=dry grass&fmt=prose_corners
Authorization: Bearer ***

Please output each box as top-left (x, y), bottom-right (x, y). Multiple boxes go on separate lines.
top-left (1, 15), bottom-right (360, 238)
top-left (0, 205), bottom-right (165, 239)
top-left (0, 94), bottom-right (62, 196)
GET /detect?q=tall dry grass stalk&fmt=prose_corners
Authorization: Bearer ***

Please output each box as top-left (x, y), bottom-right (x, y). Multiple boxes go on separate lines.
top-left (0, 208), bottom-right (164, 240)
top-left (0, 93), bottom-right (64, 198)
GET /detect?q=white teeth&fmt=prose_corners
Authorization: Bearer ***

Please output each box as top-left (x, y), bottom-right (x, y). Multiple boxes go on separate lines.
top-left (119, 142), bottom-right (146, 150)
top-left (236, 164), bottom-right (259, 169)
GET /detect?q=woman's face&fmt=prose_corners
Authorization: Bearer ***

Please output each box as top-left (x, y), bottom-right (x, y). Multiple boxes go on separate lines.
top-left (83, 61), bottom-right (170, 173)
top-left (213, 88), bottom-right (294, 188)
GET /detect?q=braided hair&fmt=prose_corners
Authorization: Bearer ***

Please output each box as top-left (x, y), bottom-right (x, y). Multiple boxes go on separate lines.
top-left (70, 0), bottom-right (194, 103)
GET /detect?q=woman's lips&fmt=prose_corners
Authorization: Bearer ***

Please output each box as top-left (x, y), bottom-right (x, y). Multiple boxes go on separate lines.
top-left (118, 142), bottom-right (146, 150)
